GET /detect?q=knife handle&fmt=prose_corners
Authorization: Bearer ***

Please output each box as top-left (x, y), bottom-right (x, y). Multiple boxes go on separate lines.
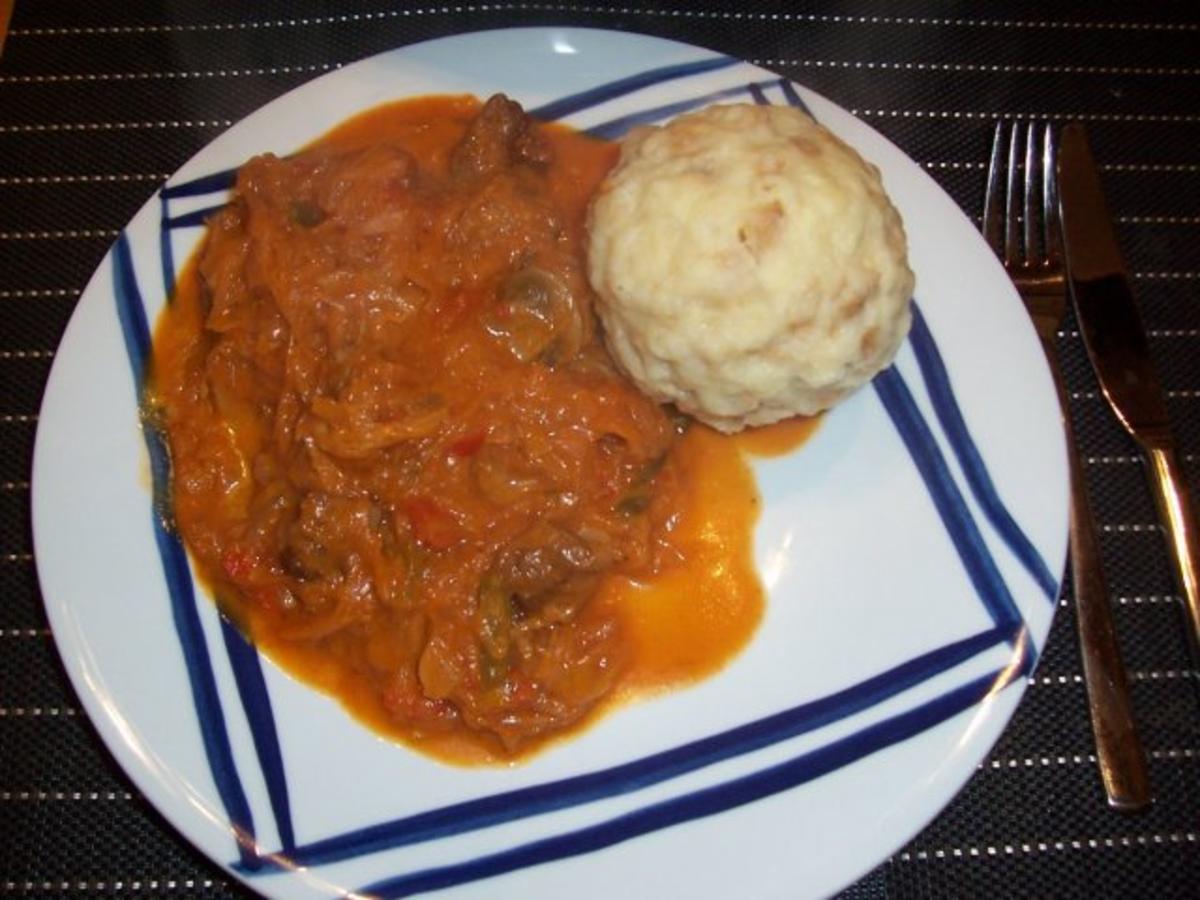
top-left (1043, 345), bottom-right (1151, 811)
top-left (1144, 442), bottom-right (1200, 658)
top-left (1068, 448), bottom-right (1152, 812)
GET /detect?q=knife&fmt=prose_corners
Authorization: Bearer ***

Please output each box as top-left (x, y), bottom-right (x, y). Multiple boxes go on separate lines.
top-left (1058, 122), bottom-right (1200, 657)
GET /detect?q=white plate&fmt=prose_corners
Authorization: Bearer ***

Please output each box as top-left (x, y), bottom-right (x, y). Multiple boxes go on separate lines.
top-left (32, 27), bottom-right (1067, 900)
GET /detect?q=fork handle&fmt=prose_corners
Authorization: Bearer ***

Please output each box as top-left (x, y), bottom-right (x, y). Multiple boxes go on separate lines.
top-left (1046, 344), bottom-right (1152, 811)
top-left (1143, 443), bottom-right (1200, 658)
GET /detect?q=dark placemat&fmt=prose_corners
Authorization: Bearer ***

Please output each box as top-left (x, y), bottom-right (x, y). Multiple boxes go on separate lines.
top-left (2, 1), bottom-right (1197, 897)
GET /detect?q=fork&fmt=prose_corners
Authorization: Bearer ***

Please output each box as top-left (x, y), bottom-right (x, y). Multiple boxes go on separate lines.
top-left (983, 121), bottom-right (1151, 812)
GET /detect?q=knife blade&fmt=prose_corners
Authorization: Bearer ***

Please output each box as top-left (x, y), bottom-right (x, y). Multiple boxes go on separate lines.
top-left (1058, 125), bottom-right (1167, 438)
top-left (1058, 122), bottom-right (1200, 655)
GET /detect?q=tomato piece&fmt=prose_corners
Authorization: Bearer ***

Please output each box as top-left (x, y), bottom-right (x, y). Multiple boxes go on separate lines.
top-left (403, 496), bottom-right (461, 549)
top-left (448, 429), bottom-right (484, 458)
top-left (447, 428), bottom-right (486, 458)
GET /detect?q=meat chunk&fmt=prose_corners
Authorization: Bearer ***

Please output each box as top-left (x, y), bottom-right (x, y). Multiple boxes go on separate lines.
top-left (492, 522), bottom-right (601, 602)
top-left (449, 93), bottom-right (552, 182)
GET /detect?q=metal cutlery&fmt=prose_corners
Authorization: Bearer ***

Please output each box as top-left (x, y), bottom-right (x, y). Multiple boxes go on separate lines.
top-left (983, 120), bottom-right (1151, 811)
top-left (1058, 122), bottom-right (1200, 662)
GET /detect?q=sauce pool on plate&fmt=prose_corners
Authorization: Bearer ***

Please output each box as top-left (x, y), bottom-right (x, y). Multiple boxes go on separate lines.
top-left (150, 94), bottom-right (816, 764)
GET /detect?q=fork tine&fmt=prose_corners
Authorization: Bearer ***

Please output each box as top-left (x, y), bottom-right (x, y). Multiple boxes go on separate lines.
top-left (983, 121), bottom-right (1005, 255)
top-left (1004, 121), bottom-right (1022, 265)
top-left (1042, 123), bottom-right (1063, 267)
top-left (1023, 122), bottom-right (1038, 263)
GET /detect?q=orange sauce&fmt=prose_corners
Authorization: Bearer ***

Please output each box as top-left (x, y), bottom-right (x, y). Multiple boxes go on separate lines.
top-left (734, 415), bottom-right (821, 458)
top-left (611, 425), bottom-right (763, 693)
top-left (154, 96), bottom-right (818, 764)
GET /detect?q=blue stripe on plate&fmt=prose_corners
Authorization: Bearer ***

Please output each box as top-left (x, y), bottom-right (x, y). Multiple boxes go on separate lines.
top-left (155, 189), bottom-right (295, 855)
top-left (161, 166), bottom-right (238, 199)
top-left (778, 77), bottom-right (810, 114)
top-left (586, 80), bottom-right (777, 140)
top-left (873, 367), bottom-right (1024, 635)
top-left (114, 237), bottom-right (152, 368)
top-left (165, 203), bottom-right (226, 231)
top-left (112, 234), bottom-right (262, 871)
top-left (527, 55), bottom-right (738, 121)
top-left (358, 633), bottom-right (1031, 899)
top-left (235, 625), bottom-right (1007, 872)
top-left (908, 304), bottom-right (1059, 602)
top-left (220, 619), bottom-right (296, 853)
top-left (158, 195), bottom-right (176, 300)
top-left (747, 81), bottom-right (770, 105)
